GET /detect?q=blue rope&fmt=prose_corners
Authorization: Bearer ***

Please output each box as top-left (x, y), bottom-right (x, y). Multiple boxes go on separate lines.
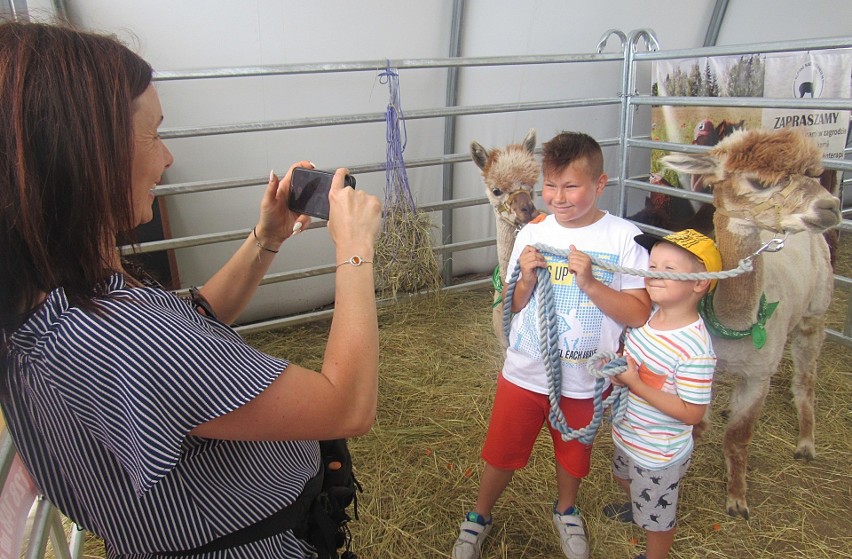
top-left (378, 61), bottom-right (416, 216)
top-left (503, 250), bottom-right (629, 445)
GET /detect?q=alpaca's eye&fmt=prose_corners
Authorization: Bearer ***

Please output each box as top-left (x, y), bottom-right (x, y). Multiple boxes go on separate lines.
top-left (746, 178), bottom-right (770, 190)
top-left (491, 188), bottom-right (503, 197)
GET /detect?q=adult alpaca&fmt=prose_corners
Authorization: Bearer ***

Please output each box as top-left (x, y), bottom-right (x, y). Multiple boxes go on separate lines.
top-left (661, 127), bottom-right (840, 519)
top-left (470, 129), bottom-right (541, 348)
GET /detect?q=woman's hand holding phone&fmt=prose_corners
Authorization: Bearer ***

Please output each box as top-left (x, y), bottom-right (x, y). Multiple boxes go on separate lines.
top-left (327, 168), bottom-right (381, 260)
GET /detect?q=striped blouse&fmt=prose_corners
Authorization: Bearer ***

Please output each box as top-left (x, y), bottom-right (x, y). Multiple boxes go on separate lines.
top-left (2, 274), bottom-right (319, 558)
top-left (611, 313), bottom-right (715, 469)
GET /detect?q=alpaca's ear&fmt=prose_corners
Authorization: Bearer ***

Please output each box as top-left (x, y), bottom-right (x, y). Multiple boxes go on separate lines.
top-left (522, 129), bottom-right (536, 154)
top-left (661, 153), bottom-right (720, 176)
top-left (470, 141), bottom-right (489, 170)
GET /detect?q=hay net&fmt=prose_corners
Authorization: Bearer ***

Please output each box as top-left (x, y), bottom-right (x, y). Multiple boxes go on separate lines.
top-left (380, 63), bottom-right (416, 216)
top-left (375, 62), bottom-right (441, 297)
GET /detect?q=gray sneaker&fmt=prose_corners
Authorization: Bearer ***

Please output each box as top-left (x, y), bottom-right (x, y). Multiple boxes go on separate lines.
top-left (452, 512), bottom-right (493, 559)
top-left (552, 508), bottom-right (589, 559)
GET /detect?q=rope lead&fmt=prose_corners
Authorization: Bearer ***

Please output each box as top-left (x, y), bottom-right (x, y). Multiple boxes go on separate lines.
top-left (503, 256), bottom-right (628, 445)
top-left (500, 235), bottom-right (777, 443)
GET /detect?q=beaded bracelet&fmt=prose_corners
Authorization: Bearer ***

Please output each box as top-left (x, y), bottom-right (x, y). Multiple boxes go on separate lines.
top-left (252, 227), bottom-right (279, 254)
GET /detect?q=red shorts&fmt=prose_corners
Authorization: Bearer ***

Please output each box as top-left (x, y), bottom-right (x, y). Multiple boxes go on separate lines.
top-left (481, 373), bottom-right (606, 478)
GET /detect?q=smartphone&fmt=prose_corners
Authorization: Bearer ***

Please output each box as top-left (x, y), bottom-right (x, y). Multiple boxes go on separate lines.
top-left (287, 168), bottom-right (356, 220)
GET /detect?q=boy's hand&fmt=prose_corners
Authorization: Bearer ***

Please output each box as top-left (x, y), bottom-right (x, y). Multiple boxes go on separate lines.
top-left (613, 355), bottom-right (641, 388)
top-left (567, 244), bottom-right (596, 291)
top-left (508, 245), bottom-right (548, 313)
top-left (518, 245), bottom-right (547, 284)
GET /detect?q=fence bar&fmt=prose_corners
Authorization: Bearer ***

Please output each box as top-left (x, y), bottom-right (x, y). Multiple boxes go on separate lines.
top-left (160, 98), bottom-right (619, 139)
top-left (24, 498), bottom-right (52, 559)
top-left (48, 513), bottom-right (73, 559)
top-left (441, 0), bottom-right (466, 286)
top-left (634, 36), bottom-right (852, 62)
top-left (631, 95), bottom-right (851, 111)
top-left (153, 53), bottom-right (624, 82)
top-left (154, 136), bottom-right (622, 199)
top-left (629, 138), bottom-right (852, 172)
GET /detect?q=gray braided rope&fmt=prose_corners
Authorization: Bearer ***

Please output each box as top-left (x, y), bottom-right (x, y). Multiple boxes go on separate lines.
top-left (531, 243), bottom-right (755, 282)
top-left (587, 351), bottom-right (630, 425)
top-left (502, 257), bottom-right (632, 445)
top-left (501, 238), bottom-right (775, 445)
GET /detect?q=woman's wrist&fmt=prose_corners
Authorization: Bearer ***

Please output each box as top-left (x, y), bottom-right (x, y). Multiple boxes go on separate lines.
top-left (252, 225), bottom-right (284, 254)
top-left (335, 245), bottom-right (375, 263)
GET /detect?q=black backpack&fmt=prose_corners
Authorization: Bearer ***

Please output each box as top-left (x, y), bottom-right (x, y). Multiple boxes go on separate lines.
top-left (307, 439), bottom-right (363, 559)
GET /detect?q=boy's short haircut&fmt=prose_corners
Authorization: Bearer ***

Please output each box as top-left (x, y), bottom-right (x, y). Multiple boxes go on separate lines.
top-left (542, 131), bottom-right (604, 177)
top-left (634, 229), bottom-right (723, 290)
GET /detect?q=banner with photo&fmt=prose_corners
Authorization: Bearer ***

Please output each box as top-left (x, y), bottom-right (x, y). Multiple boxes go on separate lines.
top-left (639, 49), bottom-right (851, 233)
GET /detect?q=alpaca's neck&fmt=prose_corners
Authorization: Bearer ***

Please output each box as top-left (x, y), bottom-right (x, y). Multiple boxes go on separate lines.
top-left (495, 215), bottom-right (517, 278)
top-left (712, 214), bottom-right (764, 330)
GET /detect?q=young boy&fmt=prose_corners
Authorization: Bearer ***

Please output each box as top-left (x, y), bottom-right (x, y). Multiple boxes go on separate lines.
top-left (452, 131), bottom-right (651, 559)
top-left (606, 229), bottom-right (721, 559)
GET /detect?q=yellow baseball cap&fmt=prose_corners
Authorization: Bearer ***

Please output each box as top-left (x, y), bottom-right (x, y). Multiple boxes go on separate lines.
top-left (634, 229), bottom-right (723, 291)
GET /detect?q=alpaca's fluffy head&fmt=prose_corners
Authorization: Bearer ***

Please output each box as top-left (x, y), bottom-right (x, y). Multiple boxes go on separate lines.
top-left (471, 129), bottom-right (541, 227)
top-left (711, 127), bottom-right (823, 185)
top-left (662, 128), bottom-right (840, 234)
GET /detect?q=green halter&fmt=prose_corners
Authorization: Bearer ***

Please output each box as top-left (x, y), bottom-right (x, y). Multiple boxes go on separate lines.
top-left (491, 265), bottom-right (504, 308)
top-left (699, 290), bottom-right (779, 350)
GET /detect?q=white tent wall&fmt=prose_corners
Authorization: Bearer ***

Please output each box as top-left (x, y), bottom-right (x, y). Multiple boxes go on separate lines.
top-left (30, 0), bottom-right (852, 325)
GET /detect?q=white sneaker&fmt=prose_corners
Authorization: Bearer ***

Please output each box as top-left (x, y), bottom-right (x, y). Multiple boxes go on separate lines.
top-left (452, 512), bottom-right (493, 559)
top-left (552, 509), bottom-right (589, 559)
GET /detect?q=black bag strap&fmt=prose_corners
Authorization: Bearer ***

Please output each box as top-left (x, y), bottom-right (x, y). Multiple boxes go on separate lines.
top-left (160, 469), bottom-right (323, 557)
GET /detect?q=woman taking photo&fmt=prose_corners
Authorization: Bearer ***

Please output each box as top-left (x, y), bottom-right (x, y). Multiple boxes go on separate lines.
top-left (0, 21), bottom-right (381, 559)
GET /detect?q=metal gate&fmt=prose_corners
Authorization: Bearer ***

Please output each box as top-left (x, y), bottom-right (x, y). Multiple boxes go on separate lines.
top-left (141, 32), bottom-right (852, 344)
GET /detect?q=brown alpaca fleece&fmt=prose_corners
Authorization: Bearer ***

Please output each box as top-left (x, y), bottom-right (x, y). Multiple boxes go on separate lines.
top-left (712, 127), bottom-right (824, 183)
top-left (480, 145), bottom-right (541, 193)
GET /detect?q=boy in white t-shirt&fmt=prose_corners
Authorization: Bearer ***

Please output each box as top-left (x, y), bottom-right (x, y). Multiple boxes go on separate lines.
top-left (452, 131), bottom-right (651, 559)
top-left (606, 229), bottom-right (721, 559)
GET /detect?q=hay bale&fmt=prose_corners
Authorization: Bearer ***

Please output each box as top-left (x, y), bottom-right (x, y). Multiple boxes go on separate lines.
top-left (374, 206), bottom-right (442, 298)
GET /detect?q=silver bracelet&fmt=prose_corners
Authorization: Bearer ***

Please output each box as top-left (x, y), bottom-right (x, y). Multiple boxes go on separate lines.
top-left (337, 256), bottom-right (372, 268)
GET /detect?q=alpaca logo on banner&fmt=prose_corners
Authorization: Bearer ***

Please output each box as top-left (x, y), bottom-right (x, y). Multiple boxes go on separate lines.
top-left (764, 49), bottom-right (850, 159)
top-left (792, 61), bottom-right (825, 99)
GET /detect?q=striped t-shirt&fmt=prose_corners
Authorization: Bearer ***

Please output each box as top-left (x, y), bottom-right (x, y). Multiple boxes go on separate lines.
top-left (612, 312), bottom-right (715, 469)
top-left (2, 274), bottom-right (319, 558)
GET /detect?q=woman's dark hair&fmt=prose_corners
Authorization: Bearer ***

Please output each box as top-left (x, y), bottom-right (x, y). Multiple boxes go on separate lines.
top-left (0, 22), bottom-right (153, 340)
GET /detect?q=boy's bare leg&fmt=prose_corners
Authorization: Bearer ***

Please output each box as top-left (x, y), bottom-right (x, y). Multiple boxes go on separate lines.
top-left (473, 464), bottom-right (515, 517)
top-left (645, 528), bottom-right (675, 559)
top-left (615, 474), bottom-right (630, 498)
top-left (555, 463), bottom-right (581, 512)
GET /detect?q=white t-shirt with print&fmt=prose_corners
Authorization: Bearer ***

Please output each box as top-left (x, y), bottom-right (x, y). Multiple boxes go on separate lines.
top-left (502, 212), bottom-right (648, 398)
